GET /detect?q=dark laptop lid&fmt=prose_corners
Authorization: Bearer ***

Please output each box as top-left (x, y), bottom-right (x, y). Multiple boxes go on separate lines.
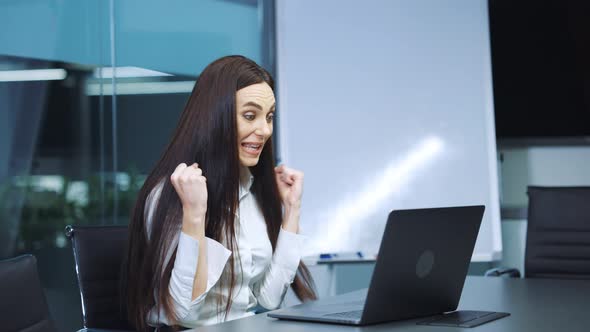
top-left (361, 205), bottom-right (485, 325)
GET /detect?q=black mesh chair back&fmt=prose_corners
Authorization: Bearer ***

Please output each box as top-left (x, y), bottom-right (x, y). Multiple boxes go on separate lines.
top-left (0, 254), bottom-right (57, 332)
top-left (525, 186), bottom-right (590, 279)
top-left (65, 225), bottom-right (131, 329)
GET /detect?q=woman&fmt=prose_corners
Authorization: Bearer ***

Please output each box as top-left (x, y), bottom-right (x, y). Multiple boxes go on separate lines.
top-left (123, 55), bottom-right (316, 331)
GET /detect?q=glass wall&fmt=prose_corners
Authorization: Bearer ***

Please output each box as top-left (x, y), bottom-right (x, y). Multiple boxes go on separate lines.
top-left (0, 1), bottom-right (275, 330)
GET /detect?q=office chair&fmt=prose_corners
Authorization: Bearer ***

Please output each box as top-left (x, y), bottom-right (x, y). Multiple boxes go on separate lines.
top-left (487, 186), bottom-right (590, 279)
top-left (65, 224), bottom-right (132, 329)
top-left (0, 254), bottom-right (57, 332)
top-left (524, 186), bottom-right (590, 279)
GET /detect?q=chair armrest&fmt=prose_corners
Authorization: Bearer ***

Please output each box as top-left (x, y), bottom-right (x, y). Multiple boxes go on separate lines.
top-left (484, 267), bottom-right (521, 278)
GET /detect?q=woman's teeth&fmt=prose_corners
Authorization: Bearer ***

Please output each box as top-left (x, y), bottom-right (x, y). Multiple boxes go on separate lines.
top-left (242, 143), bottom-right (261, 152)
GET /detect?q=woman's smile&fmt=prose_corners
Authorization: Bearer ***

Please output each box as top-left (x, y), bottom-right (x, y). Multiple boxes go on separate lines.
top-left (241, 141), bottom-right (264, 156)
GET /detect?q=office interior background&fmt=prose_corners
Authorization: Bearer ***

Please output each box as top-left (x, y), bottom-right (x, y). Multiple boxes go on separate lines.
top-left (1, 0), bottom-right (589, 331)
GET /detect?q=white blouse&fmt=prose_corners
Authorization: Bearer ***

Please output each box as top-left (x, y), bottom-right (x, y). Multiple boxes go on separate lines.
top-left (144, 168), bottom-right (304, 328)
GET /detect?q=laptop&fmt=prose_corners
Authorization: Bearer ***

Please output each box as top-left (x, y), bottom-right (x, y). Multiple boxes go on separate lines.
top-left (268, 205), bottom-right (498, 326)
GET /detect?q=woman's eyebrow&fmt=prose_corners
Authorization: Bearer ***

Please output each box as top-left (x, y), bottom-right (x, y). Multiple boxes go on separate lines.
top-left (242, 101), bottom-right (276, 112)
top-left (242, 101), bottom-right (263, 110)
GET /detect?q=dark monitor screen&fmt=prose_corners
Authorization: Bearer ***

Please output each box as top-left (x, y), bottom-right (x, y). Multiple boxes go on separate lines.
top-left (489, 0), bottom-right (590, 144)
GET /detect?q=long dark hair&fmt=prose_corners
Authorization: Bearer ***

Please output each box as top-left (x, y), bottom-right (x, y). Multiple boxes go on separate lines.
top-left (122, 55), bottom-right (316, 330)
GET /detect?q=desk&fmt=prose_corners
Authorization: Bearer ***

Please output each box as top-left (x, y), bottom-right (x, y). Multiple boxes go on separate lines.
top-left (83, 276), bottom-right (590, 332)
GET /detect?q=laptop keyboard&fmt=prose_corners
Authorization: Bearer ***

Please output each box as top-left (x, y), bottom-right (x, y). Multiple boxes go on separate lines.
top-left (324, 310), bottom-right (363, 319)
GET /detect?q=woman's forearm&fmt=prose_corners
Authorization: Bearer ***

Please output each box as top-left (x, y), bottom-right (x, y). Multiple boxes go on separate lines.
top-left (282, 205), bottom-right (301, 233)
top-left (181, 211), bottom-right (208, 301)
top-left (191, 233), bottom-right (208, 300)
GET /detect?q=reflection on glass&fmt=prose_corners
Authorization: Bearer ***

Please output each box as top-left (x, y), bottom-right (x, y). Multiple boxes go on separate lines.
top-left (87, 66), bottom-right (196, 95)
top-left (94, 66), bottom-right (172, 79)
top-left (0, 68), bottom-right (67, 82)
top-left (0, 55), bottom-right (191, 258)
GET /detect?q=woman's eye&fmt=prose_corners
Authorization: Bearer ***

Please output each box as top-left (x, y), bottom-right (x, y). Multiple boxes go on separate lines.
top-left (267, 113), bottom-right (275, 123)
top-left (243, 113), bottom-right (255, 120)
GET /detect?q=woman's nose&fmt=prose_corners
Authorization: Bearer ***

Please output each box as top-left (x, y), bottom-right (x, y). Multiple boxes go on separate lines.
top-left (256, 120), bottom-right (272, 138)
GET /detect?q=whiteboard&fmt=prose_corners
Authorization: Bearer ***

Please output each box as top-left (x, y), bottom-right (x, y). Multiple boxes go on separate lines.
top-left (275, 0), bottom-right (502, 261)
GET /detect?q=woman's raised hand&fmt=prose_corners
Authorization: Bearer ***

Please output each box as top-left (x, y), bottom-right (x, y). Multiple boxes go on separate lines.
top-left (274, 164), bottom-right (304, 210)
top-left (275, 164), bottom-right (303, 233)
top-left (171, 163), bottom-right (208, 236)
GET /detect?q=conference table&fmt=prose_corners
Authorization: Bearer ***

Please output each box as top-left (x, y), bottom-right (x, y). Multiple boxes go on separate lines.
top-left (83, 276), bottom-right (590, 332)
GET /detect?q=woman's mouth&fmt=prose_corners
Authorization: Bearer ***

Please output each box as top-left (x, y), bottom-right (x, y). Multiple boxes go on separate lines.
top-left (241, 142), bottom-right (263, 156)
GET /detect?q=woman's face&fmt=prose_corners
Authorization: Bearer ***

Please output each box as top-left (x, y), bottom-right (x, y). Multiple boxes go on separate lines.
top-left (236, 82), bottom-right (276, 167)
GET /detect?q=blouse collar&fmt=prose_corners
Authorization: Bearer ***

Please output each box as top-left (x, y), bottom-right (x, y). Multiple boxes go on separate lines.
top-left (239, 166), bottom-right (254, 199)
